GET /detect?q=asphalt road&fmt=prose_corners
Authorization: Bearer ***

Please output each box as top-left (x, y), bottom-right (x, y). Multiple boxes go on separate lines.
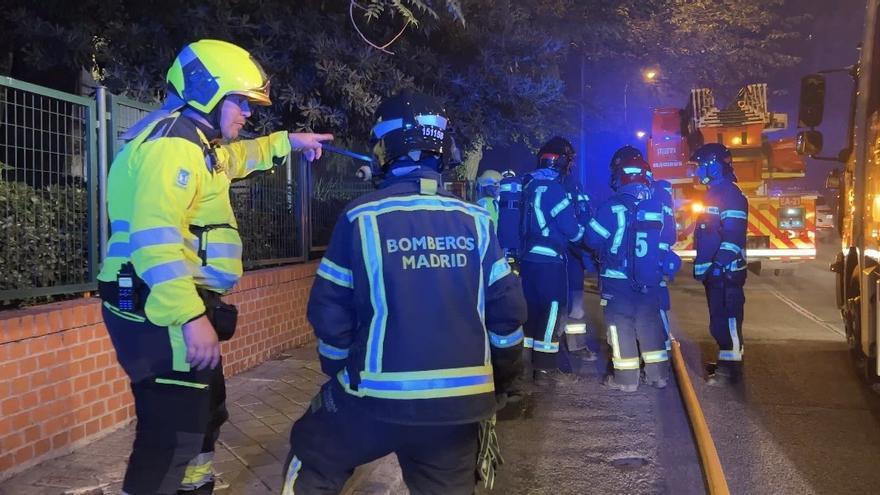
top-left (670, 233), bottom-right (880, 495)
top-left (490, 231), bottom-right (880, 495)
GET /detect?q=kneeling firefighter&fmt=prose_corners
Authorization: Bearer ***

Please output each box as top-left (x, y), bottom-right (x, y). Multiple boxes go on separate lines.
top-left (282, 90), bottom-right (527, 494)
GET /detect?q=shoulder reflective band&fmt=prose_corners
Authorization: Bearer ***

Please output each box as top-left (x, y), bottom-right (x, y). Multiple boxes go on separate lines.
top-left (347, 194), bottom-right (487, 221)
top-left (318, 339), bottom-right (350, 360)
top-left (317, 258), bottom-right (354, 288)
top-left (489, 327), bottom-right (524, 348)
top-left (720, 209), bottom-right (748, 220)
top-left (694, 263), bottom-right (711, 276)
top-left (550, 198), bottom-right (571, 218)
top-left (589, 219), bottom-right (611, 239)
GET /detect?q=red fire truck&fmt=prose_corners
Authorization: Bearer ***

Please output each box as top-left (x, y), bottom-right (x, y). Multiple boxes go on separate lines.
top-left (647, 84), bottom-right (813, 274)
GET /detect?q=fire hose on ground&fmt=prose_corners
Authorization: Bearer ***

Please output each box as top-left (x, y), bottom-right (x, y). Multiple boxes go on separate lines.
top-left (670, 339), bottom-right (731, 495)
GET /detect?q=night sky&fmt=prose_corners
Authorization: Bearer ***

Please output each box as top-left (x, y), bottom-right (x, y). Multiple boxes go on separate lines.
top-left (479, 0), bottom-right (866, 205)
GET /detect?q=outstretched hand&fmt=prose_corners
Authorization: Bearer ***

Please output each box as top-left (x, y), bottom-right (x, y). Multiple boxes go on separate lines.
top-left (289, 133), bottom-right (334, 162)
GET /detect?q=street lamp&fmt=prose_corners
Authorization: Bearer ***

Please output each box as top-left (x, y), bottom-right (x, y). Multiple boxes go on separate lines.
top-left (624, 67), bottom-right (661, 130)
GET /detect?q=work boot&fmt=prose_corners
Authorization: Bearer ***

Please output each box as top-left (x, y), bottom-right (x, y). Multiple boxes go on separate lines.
top-left (569, 347), bottom-right (598, 361)
top-left (602, 374), bottom-right (638, 393)
top-left (647, 377), bottom-right (668, 389)
top-left (705, 362), bottom-right (740, 386)
top-left (178, 481), bottom-right (215, 494)
top-left (533, 369), bottom-right (579, 386)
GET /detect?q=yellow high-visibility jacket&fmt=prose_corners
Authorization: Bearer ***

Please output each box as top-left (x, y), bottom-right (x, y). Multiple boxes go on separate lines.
top-left (97, 113), bottom-right (291, 327)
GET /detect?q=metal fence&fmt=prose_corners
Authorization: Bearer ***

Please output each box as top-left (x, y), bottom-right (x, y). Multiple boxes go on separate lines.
top-left (308, 148), bottom-right (375, 250)
top-left (0, 77), bottom-right (98, 300)
top-left (0, 75), bottom-right (358, 302)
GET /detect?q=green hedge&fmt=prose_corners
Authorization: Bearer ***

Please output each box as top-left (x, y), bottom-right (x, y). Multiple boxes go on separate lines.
top-left (0, 178), bottom-right (89, 291)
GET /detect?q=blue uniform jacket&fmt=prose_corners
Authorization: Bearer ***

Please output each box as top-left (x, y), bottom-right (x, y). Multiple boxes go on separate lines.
top-left (497, 175), bottom-right (523, 250)
top-left (652, 180), bottom-right (681, 280)
top-left (307, 169), bottom-right (527, 425)
top-left (520, 169), bottom-right (585, 262)
top-left (693, 179), bottom-right (748, 280)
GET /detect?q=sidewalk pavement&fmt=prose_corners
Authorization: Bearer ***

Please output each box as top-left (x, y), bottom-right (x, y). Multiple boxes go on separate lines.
top-left (0, 345), bottom-right (406, 495)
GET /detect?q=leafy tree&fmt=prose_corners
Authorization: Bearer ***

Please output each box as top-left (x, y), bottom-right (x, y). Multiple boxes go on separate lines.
top-left (1, 0), bottom-right (802, 178)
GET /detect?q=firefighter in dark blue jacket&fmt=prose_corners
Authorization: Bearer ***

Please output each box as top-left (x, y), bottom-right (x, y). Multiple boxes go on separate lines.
top-left (497, 169), bottom-right (523, 260)
top-left (562, 172), bottom-right (597, 361)
top-left (585, 157), bottom-right (670, 392)
top-left (282, 91), bottom-right (527, 495)
top-left (611, 146), bottom-right (680, 351)
top-left (691, 143), bottom-right (748, 385)
top-left (653, 178), bottom-right (680, 350)
top-left (520, 137), bottom-right (584, 385)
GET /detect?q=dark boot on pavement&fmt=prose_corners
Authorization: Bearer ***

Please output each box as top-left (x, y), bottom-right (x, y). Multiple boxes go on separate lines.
top-left (569, 347), bottom-right (598, 361)
top-left (602, 374), bottom-right (638, 393)
top-left (533, 369), bottom-right (579, 386)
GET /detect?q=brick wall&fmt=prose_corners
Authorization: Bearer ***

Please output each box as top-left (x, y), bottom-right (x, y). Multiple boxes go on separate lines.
top-left (0, 261), bottom-right (318, 480)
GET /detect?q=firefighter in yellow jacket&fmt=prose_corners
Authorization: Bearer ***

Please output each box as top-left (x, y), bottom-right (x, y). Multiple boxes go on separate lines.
top-left (96, 39), bottom-right (331, 495)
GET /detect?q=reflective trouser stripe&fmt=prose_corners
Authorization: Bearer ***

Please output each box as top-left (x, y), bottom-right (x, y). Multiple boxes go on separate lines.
top-left (534, 300), bottom-right (560, 353)
top-left (660, 310), bottom-right (672, 351)
top-left (282, 456), bottom-right (302, 495)
top-left (719, 317), bottom-right (743, 361)
top-left (523, 337), bottom-right (534, 349)
top-left (564, 322), bottom-right (587, 335)
top-left (609, 325), bottom-right (640, 370)
top-left (642, 350), bottom-right (669, 364)
top-left (180, 452), bottom-right (214, 490)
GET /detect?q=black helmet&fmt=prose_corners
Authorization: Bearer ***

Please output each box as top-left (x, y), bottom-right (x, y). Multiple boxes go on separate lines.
top-left (691, 143), bottom-right (735, 184)
top-left (612, 155), bottom-right (653, 191)
top-left (609, 145), bottom-right (644, 171)
top-left (609, 145), bottom-right (645, 189)
top-left (370, 90), bottom-right (450, 171)
top-left (537, 136), bottom-right (575, 175)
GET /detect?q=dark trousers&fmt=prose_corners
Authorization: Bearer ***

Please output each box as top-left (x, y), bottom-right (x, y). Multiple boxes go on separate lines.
top-left (705, 281), bottom-right (745, 374)
top-left (601, 282), bottom-right (668, 386)
top-left (564, 249), bottom-right (589, 351)
top-left (102, 304), bottom-right (228, 495)
top-left (520, 259), bottom-right (568, 370)
top-left (284, 383), bottom-right (479, 495)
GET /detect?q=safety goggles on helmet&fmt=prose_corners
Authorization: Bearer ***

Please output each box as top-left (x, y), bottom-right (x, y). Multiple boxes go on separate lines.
top-left (167, 39), bottom-right (272, 114)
